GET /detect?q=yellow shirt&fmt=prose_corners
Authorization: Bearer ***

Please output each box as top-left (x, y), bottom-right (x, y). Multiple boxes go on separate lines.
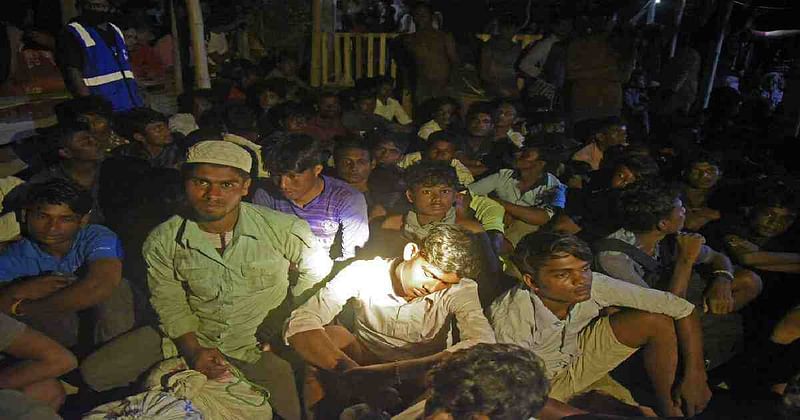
top-left (375, 97), bottom-right (412, 125)
top-left (0, 176), bottom-right (24, 242)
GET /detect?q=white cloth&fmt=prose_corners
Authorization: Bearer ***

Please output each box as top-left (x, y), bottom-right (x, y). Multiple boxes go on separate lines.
top-left (488, 272), bottom-right (694, 378)
top-left (285, 258), bottom-right (495, 362)
top-left (518, 35), bottom-right (560, 79)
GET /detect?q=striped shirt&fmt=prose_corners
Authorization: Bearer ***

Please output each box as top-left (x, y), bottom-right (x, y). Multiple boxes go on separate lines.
top-left (253, 175), bottom-right (369, 260)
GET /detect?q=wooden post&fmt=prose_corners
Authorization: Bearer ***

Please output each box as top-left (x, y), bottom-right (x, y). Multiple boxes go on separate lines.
top-left (670, 0), bottom-right (686, 58)
top-left (367, 34), bottom-right (374, 78)
top-left (60, 0), bottom-right (78, 24)
top-left (185, 0), bottom-right (210, 89)
top-left (343, 33), bottom-right (353, 85)
top-left (379, 34), bottom-right (387, 75)
top-left (310, 0), bottom-right (322, 87)
top-left (355, 35), bottom-right (363, 80)
top-left (170, 0), bottom-right (184, 94)
top-left (701, 0), bottom-right (734, 109)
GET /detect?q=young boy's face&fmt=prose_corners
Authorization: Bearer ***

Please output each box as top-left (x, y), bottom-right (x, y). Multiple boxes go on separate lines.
top-left (467, 112), bottom-right (493, 137)
top-left (686, 162), bottom-right (721, 190)
top-left (424, 141), bottom-right (456, 162)
top-left (335, 147), bottom-right (374, 185)
top-left (142, 121), bottom-right (172, 147)
top-left (357, 97), bottom-right (377, 115)
top-left (407, 183), bottom-right (455, 220)
top-left (373, 140), bottom-right (403, 166)
top-left (26, 203), bottom-right (87, 249)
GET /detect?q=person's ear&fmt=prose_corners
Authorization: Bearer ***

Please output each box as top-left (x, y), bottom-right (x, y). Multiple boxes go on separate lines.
top-left (133, 132), bottom-right (146, 143)
top-left (80, 213), bottom-right (91, 227)
top-left (241, 177), bottom-right (252, 196)
top-left (18, 208), bottom-right (27, 224)
top-left (522, 272), bottom-right (539, 292)
top-left (656, 218), bottom-right (668, 232)
top-left (403, 242), bottom-right (420, 261)
top-left (405, 189), bottom-right (414, 204)
top-left (313, 164), bottom-right (324, 177)
top-left (370, 159), bottom-right (377, 170)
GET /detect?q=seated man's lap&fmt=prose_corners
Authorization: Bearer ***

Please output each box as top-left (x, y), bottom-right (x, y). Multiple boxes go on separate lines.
top-left (549, 316), bottom-right (637, 403)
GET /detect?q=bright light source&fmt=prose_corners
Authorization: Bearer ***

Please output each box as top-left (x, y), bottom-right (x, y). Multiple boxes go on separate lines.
top-left (655, 0), bottom-right (661, 3)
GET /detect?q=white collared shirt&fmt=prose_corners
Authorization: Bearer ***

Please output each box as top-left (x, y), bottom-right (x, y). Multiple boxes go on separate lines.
top-left (488, 272), bottom-right (694, 378)
top-left (285, 258), bottom-right (496, 362)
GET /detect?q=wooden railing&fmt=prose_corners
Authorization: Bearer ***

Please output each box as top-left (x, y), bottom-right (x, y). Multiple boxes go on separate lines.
top-left (310, 32), bottom-right (543, 88)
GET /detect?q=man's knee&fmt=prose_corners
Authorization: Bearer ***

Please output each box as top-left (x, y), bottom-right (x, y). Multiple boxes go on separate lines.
top-left (80, 326), bottom-right (163, 391)
top-left (772, 309), bottom-right (800, 345)
top-left (324, 325), bottom-right (357, 350)
top-left (611, 310), bottom-right (675, 347)
top-left (22, 379), bottom-right (65, 410)
top-left (733, 268), bottom-right (763, 296)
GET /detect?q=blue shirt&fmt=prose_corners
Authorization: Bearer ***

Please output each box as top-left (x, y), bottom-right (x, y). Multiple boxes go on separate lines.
top-left (253, 175), bottom-right (369, 260)
top-left (0, 225), bottom-right (123, 283)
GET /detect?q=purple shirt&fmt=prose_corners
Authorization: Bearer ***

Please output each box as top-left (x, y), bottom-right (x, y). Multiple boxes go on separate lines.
top-left (253, 175), bottom-right (369, 260)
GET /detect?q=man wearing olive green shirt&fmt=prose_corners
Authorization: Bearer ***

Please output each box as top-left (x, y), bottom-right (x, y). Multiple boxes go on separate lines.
top-left (80, 141), bottom-right (332, 420)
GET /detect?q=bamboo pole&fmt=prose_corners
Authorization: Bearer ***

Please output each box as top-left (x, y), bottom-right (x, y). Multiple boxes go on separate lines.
top-left (61, 0), bottom-right (78, 24)
top-left (310, 0), bottom-right (322, 87)
top-left (343, 34), bottom-right (353, 85)
top-left (185, 0), bottom-right (210, 89)
top-left (170, 0), bottom-right (183, 94)
top-left (321, 34), bottom-right (329, 85)
top-left (334, 34), bottom-right (342, 84)
top-left (670, 0), bottom-right (686, 58)
top-left (367, 34), bottom-right (374, 78)
top-left (701, 0), bottom-right (734, 109)
top-left (379, 34), bottom-right (387, 76)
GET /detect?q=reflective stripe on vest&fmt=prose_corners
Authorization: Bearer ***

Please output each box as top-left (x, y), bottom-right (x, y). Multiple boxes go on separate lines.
top-left (83, 70), bottom-right (136, 86)
top-left (68, 22), bottom-right (95, 47)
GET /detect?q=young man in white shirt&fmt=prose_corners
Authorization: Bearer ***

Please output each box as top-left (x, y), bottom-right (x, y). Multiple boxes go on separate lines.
top-left (489, 231), bottom-right (700, 417)
top-left (285, 224), bottom-right (495, 412)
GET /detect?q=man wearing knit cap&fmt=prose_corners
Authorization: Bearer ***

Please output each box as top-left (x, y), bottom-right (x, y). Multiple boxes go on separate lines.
top-left (80, 141), bottom-right (332, 420)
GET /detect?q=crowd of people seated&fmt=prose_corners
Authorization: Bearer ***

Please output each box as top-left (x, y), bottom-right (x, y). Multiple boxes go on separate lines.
top-left (2, 1), bottom-right (800, 419)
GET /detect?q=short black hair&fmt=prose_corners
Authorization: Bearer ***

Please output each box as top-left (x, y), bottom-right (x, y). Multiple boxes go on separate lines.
top-left (55, 121), bottom-right (92, 149)
top-left (426, 130), bottom-right (459, 147)
top-left (264, 134), bottom-right (324, 174)
top-left (466, 101), bottom-right (495, 122)
top-left (684, 150), bottom-right (723, 172)
top-left (576, 116), bottom-right (624, 142)
top-left (25, 178), bottom-right (93, 215)
top-left (617, 180), bottom-right (681, 233)
top-left (404, 160), bottom-right (459, 190)
top-left (752, 181), bottom-right (799, 213)
top-left (247, 78), bottom-right (288, 110)
top-left (614, 152), bottom-right (660, 179)
top-left (55, 95), bottom-right (112, 124)
top-left (420, 224), bottom-right (481, 280)
top-left (513, 231), bottom-right (594, 277)
top-left (425, 343), bottom-right (549, 420)
top-left (115, 107), bottom-right (167, 139)
top-left (223, 103), bottom-right (257, 133)
top-left (333, 136), bottom-right (372, 161)
top-left (366, 130), bottom-right (409, 154)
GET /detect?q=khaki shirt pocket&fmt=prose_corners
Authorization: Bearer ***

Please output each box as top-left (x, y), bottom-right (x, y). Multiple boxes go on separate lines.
top-left (241, 259), bottom-right (279, 291)
top-left (176, 264), bottom-right (220, 300)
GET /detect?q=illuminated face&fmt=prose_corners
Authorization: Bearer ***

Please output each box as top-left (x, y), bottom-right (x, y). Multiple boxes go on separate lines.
top-left (658, 198), bottom-right (686, 234)
top-left (611, 165), bottom-right (637, 189)
top-left (273, 166), bottom-right (323, 203)
top-left (374, 141), bottom-right (403, 166)
top-left (26, 203), bottom-right (87, 248)
top-left (407, 183), bottom-right (455, 219)
top-left (62, 130), bottom-right (104, 161)
top-left (335, 148), bottom-right (374, 185)
top-left (467, 112), bottom-right (493, 137)
top-left (524, 253), bottom-right (593, 305)
top-left (185, 164), bottom-right (251, 222)
top-left (142, 121), bottom-right (172, 147)
top-left (495, 104), bottom-right (516, 128)
top-left (752, 206), bottom-right (796, 239)
top-left (433, 103), bottom-right (455, 127)
top-left (686, 162), bottom-right (721, 190)
top-left (318, 96), bottom-right (341, 119)
top-left (399, 247), bottom-right (461, 299)
top-left (424, 141), bottom-right (456, 162)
